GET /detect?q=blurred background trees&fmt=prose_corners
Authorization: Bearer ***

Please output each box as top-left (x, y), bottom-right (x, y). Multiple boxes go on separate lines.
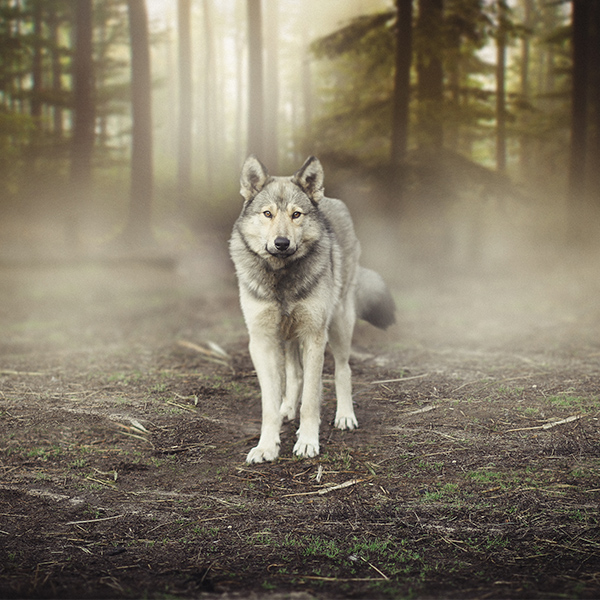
top-left (0, 0), bottom-right (594, 258)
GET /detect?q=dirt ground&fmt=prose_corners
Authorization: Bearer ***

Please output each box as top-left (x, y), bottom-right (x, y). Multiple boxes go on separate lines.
top-left (1, 232), bottom-right (600, 599)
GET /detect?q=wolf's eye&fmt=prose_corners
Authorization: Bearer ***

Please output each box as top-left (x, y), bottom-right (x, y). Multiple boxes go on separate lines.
top-left (291, 211), bottom-right (302, 220)
top-left (263, 211), bottom-right (272, 219)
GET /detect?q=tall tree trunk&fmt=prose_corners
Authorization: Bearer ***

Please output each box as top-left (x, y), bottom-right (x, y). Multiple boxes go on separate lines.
top-left (587, 0), bottom-right (600, 206)
top-left (234, 16), bottom-right (246, 170)
top-left (177, 0), bottom-right (192, 216)
top-left (568, 0), bottom-right (590, 242)
top-left (299, 3), bottom-right (313, 162)
top-left (568, 0), bottom-right (589, 198)
top-left (247, 0), bottom-right (265, 158)
top-left (70, 0), bottom-right (95, 248)
top-left (31, 0), bottom-right (43, 125)
top-left (125, 0), bottom-right (153, 245)
top-left (263, 0), bottom-right (279, 171)
top-left (95, 3), bottom-right (109, 148)
top-left (300, 52), bottom-right (312, 162)
top-left (201, 0), bottom-right (216, 195)
top-left (416, 0), bottom-right (444, 150)
top-left (391, 0), bottom-right (413, 165)
top-left (518, 0), bottom-right (534, 178)
top-left (48, 4), bottom-right (63, 136)
top-left (496, 0), bottom-right (507, 173)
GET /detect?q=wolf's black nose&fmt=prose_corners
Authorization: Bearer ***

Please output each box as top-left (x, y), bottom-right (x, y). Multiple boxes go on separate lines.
top-left (274, 237), bottom-right (290, 251)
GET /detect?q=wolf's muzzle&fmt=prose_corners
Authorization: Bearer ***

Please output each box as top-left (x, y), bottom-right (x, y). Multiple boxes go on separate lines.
top-left (268, 236), bottom-right (296, 257)
top-left (274, 237), bottom-right (290, 252)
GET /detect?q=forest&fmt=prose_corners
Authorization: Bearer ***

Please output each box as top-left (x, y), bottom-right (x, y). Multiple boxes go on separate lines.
top-left (0, 0), bottom-right (597, 259)
top-left (3, 3), bottom-right (600, 599)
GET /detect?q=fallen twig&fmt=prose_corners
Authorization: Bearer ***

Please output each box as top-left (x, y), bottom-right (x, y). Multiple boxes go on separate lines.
top-left (302, 576), bottom-right (387, 582)
top-left (165, 399), bottom-right (196, 412)
top-left (85, 475), bottom-right (116, 488)
top-left (113, 420), bottom-right (149, 434)
top-left (0, 369), bottom-right (46, 376)
top-left (66, 514), bottom-right (124, 525)
top-left (405, 405), bottom-right (436, 416)
top-left (281, 479), bottom-right (363, 498)
top-left (541, 415), bottom-right (582, 430)
top-left (315, 465), bottom-right (324, 483)
top-left (358, 555), bottom-right (389, 580)
top-left (318, 479), bottom-right (361, 495)
top-left (177, 340), bottom-right (234, 372)
top-left (506, 415), bottom-right (582, 433)
top-left (371, 374), bottom-right (428, 385)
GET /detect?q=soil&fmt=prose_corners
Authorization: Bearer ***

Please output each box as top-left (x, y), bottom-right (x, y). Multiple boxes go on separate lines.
top-left (1, 236), bottom-right (600, 599)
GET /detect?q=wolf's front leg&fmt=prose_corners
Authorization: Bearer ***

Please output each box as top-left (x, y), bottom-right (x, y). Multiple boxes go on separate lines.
top-left (246, 332), bottom-right (285, 464)
top-left (294, 332), bottom-right (327, 458)
top-left (280, 340), bottom-right (303, 422)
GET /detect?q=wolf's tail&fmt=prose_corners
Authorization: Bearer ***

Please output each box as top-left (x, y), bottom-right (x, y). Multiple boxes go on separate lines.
top-left (355, 267), bottom-right (396, 329)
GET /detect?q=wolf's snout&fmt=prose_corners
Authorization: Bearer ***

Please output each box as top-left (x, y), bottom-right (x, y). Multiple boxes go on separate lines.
top-left (274, 237), bottom-right (290, 252)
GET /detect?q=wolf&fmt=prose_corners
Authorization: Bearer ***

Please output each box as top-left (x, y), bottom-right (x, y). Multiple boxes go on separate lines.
top-left (229, 155), bottom-right (395, 464)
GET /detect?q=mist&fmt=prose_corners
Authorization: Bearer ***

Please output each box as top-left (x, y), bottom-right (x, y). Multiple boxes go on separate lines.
top-left (2, 3), bottom-right (600, 597)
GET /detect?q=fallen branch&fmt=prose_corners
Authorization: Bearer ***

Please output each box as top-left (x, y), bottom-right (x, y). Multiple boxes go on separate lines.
top-left (302, 576), bottom-right (389, 582)
top-left (113, 420), bottom-right (149, 434)
top-left (405, 405), bottom-right (436, 416)
top-left (506, 415), bottom-right (582, 433)
top-left (318, 479), bottom-right (361, 495)
top-left (281, 479), bottom-right (363, 498)
top-left (371, 374), bottom-right (428, 385)
top-left (84, 475), bottom-right (116, 488)
top-left (177, 340), bottom-right (234, 372)
top-left (66, 514), bottom-right (124, 525)
top-left (358, 555), bottom-right (389, 580)
top-left (0, 369), bottom-right (46, 376)
top-left (165, 399), bottom-right (196, 412)
top-left (542, 415), bottom-right (582, 430)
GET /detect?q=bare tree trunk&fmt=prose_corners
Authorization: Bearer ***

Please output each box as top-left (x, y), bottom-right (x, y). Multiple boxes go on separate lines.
top-left (247, 0), bottom-right (265, 158)
top-left (125, 0), bottom-right (154, 246)
top-left (568, 0), bottom-right (589, 199)
top-left (234, 12), bottom-right (246, 169)
top-left (263, 0), bottom-right (279, 171)
top-left (70, 0), bottom-right (95, 248)
top-left (587, 0), bottom-right (600, 207)
top-left (568, 0), bottom-right (590, 242)
top-left (201, 0), bottom-right (216, 196)
top-left (391, 0), bottom-right (413, 165)
top-left (48, 4), bottom-right (63, 136)
top-left (301, 48), bottom-right (312, 158)
top-left (416, 0), bottom-right (444, 150)
top-left (177, 0), bottom-right (192, 216)
top-left (496, 0), bottom-right (507, 173)
top-left (518, 0), bottom-right (534, 178)
top-left (31, 0), bottom-right (43, 125)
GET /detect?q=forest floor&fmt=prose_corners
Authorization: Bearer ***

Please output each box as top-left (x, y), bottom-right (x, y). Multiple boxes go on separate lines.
top-left (1, 232), bottom-right (600, 600)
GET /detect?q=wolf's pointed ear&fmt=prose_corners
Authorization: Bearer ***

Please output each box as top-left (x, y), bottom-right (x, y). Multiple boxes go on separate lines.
top-left (292, 156), bottom-right (324, 203)
top-left (240, 155), bottom-right (269, 202)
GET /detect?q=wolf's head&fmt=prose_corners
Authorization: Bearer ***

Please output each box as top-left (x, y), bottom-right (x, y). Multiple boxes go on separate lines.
top-left (237, 156), bottom-right (326, 266)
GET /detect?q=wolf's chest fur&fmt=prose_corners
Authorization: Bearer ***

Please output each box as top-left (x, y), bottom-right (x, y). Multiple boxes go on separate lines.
top-left (251, 242), bottom-right (333, 307)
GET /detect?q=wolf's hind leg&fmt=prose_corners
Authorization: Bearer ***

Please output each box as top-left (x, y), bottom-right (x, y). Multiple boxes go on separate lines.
top-left (329, 306), bottom-right (358, 431)
top-left (280, 340), bottom-right (302, 421)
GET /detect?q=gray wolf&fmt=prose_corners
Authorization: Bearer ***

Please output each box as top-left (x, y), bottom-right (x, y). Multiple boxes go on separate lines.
top-left (229, 155), bottom-right (395, 464)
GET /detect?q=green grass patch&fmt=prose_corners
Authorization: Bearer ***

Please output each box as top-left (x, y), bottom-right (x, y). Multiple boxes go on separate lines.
top-left (420, 482), bottom-right (461, 503)
top-left (545, 394), bottom-right (596, 411)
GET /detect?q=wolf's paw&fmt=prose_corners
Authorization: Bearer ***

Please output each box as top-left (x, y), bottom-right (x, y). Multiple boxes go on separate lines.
top-left (293, 438), bottom-right (320, 459)
top-left (246, 444), bottom-right (279, 464)
top-left (280, 401), bottom-right (297, 422)
top-left (334, 413), bottom-right (358, 430)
